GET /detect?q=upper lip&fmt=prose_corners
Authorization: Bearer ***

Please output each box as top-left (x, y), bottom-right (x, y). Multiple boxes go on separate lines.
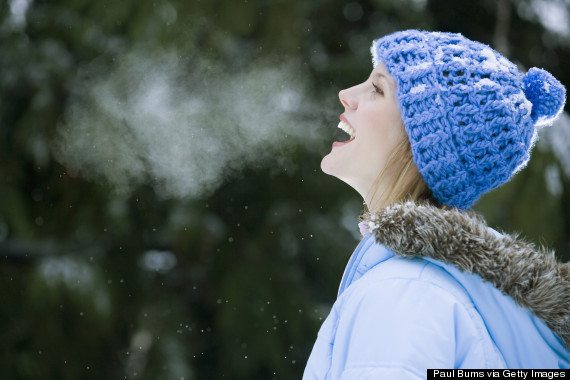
top-left (339, 114), bottom-right (353, 128)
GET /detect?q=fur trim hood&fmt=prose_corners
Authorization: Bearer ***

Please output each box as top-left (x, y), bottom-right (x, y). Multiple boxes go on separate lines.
top-left (362, 201), bottom-right (570, 349)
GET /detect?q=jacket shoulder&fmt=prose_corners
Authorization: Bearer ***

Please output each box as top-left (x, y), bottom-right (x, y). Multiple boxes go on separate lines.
top-left (349, 254), bottom-right (474, 303)
top-left (333, 255), bottom-right (505, 370)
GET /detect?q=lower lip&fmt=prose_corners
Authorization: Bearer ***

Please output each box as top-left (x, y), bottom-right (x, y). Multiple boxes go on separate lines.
top-left (332, 138), bottom-right (355, 147)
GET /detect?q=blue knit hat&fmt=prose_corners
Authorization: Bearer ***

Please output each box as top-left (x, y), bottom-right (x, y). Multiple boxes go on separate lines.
top-left (371, 30), bottom-right (566, 209)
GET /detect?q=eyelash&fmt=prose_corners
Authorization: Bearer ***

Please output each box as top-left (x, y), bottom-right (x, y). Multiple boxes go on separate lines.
top-left (372, 83), bottom-right (384, 96)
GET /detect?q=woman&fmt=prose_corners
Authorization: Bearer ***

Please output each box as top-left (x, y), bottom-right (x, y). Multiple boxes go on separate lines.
top-left (303, 30), bottom-right (569, 378)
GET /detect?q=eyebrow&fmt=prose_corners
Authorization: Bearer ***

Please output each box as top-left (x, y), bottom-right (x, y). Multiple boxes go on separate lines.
top-left (369, 72), bottom-right (386, 81)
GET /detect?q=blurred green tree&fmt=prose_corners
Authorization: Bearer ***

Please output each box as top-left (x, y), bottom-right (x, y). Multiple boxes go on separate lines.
top-left (1, 0), bottom-right (568, 379)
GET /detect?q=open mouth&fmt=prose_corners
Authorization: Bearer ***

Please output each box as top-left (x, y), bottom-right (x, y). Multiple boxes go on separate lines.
top-left (333, 120), bottom-right (356, 147)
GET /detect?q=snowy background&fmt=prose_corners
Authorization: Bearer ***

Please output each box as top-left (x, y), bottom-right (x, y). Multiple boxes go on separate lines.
top-left (1, 0), bottom-right (569, 379)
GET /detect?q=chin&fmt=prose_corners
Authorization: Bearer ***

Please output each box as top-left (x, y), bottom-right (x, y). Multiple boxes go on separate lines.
top-left (320, 152), bottom-right (336, 176)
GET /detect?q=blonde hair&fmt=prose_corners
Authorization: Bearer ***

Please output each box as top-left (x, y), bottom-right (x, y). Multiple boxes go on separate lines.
top-left (365, 132), bottom-right (436, 212)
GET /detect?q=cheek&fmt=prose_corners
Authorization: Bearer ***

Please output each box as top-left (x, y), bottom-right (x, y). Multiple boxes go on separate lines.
top-left (363, 120), bottom-right (406, 169)
top-left (364, 125), bottom-right (394, 159)
top-left (361, 138), bottom-right (390, 171)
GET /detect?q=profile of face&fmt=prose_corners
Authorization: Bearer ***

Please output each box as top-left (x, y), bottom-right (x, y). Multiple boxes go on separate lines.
top-left (321, 63), bottom-right (406, 205)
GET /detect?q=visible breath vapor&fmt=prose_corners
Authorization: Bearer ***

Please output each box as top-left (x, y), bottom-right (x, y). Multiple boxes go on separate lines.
top-left (56, 47), bottom-right (331, 199)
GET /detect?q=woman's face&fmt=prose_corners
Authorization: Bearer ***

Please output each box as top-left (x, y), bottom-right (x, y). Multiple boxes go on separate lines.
top-left (321, 63), bottom-right (406, 203)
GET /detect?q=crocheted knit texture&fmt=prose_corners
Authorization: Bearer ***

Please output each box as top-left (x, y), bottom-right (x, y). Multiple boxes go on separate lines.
top-left (371, 30), bottom-right (566, 209)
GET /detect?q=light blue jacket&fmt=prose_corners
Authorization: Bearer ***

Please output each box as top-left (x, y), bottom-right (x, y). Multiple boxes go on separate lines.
top-left (304, 203), bottom-right (570, 379)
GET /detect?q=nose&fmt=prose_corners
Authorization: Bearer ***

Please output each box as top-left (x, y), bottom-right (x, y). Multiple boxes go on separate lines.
top-left (339, 88), bottom-right (357, 110)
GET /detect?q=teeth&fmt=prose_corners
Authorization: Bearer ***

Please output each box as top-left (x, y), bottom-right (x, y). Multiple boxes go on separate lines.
top-left (338, 120), bottom-right (356, 139)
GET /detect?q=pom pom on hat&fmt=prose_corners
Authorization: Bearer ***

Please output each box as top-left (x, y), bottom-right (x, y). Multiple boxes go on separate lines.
top-left (523, 67), bottom-right (567, 126)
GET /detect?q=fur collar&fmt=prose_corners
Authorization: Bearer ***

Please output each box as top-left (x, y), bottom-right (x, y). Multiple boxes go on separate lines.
top-left (362, 201), bottom-right (570, 349)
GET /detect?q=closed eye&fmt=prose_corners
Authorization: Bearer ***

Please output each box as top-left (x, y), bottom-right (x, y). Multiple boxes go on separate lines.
top-left (372, 83), bottom-right (384, 95)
